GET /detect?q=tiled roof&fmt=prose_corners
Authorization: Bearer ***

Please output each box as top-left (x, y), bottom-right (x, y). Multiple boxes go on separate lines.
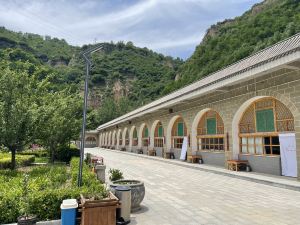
top-left (97, 33), bottom-right (300, 130)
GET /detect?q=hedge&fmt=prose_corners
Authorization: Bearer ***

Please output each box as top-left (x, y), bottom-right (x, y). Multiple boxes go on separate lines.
top-left (0, 153), bottom-right (35, 169)
top-left (18, 149), bottom-right (48, 158)
top-left (0, 157), bottom-right (107, 224)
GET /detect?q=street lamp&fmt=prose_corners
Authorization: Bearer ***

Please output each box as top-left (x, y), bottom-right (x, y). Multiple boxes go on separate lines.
top-left (78, 44), bottom-right (104, 187)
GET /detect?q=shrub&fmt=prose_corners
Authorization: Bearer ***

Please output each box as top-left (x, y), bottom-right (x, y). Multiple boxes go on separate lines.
top-left (54, 145), bottom-right (80, 163)
top-left (0, 153), bottom-right (35, 169)
top-left (109, 168), bottom-right (124, 181)
top-left (19, 149), bottom-right (48, 158)
top-left (0, 157), bottom-right (108, 223)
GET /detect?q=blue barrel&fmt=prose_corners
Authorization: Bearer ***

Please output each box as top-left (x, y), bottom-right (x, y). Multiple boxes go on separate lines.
top-left (61, 199), bottom-right (78, 225)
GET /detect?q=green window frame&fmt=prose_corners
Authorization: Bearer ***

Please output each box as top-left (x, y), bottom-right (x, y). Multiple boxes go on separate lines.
top-left (133, 129), bottom-right (137, 138)
top-left (207, 118), bottom-right (217, 135)
top-left (158, 126), bottom-right (163, 137)
top-left (177, 122), bottom-right (184, 136)
top-left (256, 109), bottom-right (275, 132)
top-left (144, 127), bottom-right (149, 137)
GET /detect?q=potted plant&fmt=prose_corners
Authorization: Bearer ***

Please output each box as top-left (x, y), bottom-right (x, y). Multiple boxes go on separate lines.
top-left (110, 179), bottom-right (145, 212)
top-left (18, 174), bottom-right (37, 225)
top-left (109, 168), bottom-right (124, 181)
top-left (109, 168), bottom-right (145, 212)
top-left (80, 190), bottom-right (120, 225)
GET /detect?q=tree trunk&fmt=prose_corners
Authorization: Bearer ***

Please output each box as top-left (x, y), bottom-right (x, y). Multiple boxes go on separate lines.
top-left (11, 147), bottom-right (16, 170)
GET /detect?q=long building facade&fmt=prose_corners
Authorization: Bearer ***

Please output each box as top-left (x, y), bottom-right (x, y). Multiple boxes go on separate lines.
top-left (88, 33), bottom-right (300, 180)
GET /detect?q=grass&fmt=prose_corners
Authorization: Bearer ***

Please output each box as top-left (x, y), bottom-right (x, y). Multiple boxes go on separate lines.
top-left (34, 157), bottom-right (49, 163)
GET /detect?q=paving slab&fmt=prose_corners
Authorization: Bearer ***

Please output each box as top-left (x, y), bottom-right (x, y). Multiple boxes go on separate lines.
top-left (86, 148), bottom-right (300, 225)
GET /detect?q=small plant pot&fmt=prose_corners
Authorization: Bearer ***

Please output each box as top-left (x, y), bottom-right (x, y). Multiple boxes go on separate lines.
top-left (17, 215), bottom-right (37, 225)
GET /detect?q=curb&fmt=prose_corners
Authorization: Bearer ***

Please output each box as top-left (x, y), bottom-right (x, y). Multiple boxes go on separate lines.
top-left (99, 148), bottom-right (300, 192)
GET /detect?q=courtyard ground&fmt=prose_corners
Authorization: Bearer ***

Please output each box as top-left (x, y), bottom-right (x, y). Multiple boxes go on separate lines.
top-left (86, 148), bottom-right (300, 225)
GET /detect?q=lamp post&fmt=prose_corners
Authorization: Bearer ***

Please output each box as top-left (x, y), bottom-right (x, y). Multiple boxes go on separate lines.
top-left (78, 44), bottom-right (104, 187)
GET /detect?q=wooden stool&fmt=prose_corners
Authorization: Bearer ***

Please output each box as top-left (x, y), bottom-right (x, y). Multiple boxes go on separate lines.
top-left (227, 160), bottom-right (248, 171)
top-left (187, 155), bottom-right (201, 163)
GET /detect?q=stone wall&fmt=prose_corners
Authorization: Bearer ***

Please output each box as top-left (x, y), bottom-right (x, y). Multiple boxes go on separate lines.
top-left (98, 69), bottom-right (300, 179)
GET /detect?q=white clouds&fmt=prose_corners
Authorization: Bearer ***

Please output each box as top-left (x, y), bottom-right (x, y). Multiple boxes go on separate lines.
top-left (0, 0), bottom-right (262, 58)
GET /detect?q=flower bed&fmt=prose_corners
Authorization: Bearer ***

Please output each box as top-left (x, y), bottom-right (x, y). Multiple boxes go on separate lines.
top-left (0, 157), bottom-right (108, 224)
top-left (0, 153), bottom-right (35, 169)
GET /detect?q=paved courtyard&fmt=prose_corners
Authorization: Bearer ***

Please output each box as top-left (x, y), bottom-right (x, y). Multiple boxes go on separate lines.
top-left (86, 148), bottom-right (300, 225)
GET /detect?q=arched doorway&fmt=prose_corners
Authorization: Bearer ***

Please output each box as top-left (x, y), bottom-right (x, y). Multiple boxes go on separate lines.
top-left (153, 121), bottom-right (164, 157)
top-left (124, 128), bottom-right (129, 147)
top-left (108, 131), bottom-right (112, 147)
top-left (235, 97), bottom-right (296, 176)
top-left (196, 109), bottom-right (225, 166)
top-left (142, 125), bottom-right (149, 147)
top-left (117, 129), bottom-right (122, 149)
top-left (132, 127), bottom-right (138, 147)
top-left (112, 131), bottom-right (117, 148)
top-left (171, 117), bottom-right (187, 149)
top-left (167, 116), bottom-right (187, 159)
top-left (85, 136), bottom-right (97, 148)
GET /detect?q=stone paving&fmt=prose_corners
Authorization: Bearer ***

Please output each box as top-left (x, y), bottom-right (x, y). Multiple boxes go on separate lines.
top-left (86, 148), bottom-right (300, 225)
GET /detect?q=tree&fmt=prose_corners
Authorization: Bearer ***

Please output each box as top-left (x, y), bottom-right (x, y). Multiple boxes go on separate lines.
top-left (0, 64), bottom-right (42, 169)
top-left (38, 90), bottom-right (81, 163)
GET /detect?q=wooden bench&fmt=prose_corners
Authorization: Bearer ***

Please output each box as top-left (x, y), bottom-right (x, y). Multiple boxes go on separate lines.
top-left (137, 149), bottom-right (143, 154)
top-left (227, 160), bottom-right (248, 171)
top-left (187, 155), bottom-right (202, 163)
top-left (148, 149), bottom-right (156, 156)
top-left (164, 152), bottom-right (175, 159)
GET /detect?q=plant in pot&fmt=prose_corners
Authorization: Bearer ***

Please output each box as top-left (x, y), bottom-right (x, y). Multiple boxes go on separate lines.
top-left (109, 169), bottom-right (145, 212)
top-left (18, 174), bottom-right (37, 225)
top-left (109, 168), bottom-right (124, 181)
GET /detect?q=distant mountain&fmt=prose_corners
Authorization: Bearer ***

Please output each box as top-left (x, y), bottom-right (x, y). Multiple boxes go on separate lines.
top-left (163, 0), bottom-right (300, 93)
top-left (0, 27), bottom-right (182, 127)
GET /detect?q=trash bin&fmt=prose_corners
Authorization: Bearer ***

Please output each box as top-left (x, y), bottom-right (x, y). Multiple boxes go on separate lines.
top-left (115, 186), bottom-right (131, 223)
top-left (95, 164), bottom-right (106, 183)
top-left (61, 199), bottom-right (78, 225)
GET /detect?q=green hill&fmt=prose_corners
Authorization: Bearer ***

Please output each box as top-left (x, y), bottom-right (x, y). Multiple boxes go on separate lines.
top-left (162, 0), bottom-right (300, 94)
top-left (0, 28), bottom-right (182, 127)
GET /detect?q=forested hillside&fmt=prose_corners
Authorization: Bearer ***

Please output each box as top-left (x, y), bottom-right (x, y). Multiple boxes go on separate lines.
top-left (0, 27), bottom-right (182, 128)
top-left (163, 0), bottom-right (300, 94)
top-left (0, 0), bottom-right (299, 128)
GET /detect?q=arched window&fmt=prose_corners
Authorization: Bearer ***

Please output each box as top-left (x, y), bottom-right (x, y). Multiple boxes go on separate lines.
top-left (118, 130), bottom-right (122, 146)
top-left (239, 98), bottom-right (294, 155)
top-left (171, 117), bottom-right (187, 149)
top-left (154, 122), bottom-right (164, 147)
top-left (86, 136), bottom-right (96, 145)
top-left (109, 133), bottom-right (112, 145)
top-left (125, 130), bottom-right (129, 146)
top-left (142, 126), bottom-right (149, 146)
top-left (197, 110), bottom-right (224, 151)
top-left (132, 128), bottom-right (138, 146)
top-left (113, 132), bottom-right (117, 145)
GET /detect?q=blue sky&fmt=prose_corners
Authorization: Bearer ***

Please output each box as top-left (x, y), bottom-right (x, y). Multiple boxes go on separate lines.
top-left (0, 0), bottom-right (262, 59)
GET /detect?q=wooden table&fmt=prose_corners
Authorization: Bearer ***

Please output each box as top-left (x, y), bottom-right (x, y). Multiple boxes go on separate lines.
top-left (187, 155), bottom-right (202, 163)
top-left (227, 160), bottom-right (248, 171)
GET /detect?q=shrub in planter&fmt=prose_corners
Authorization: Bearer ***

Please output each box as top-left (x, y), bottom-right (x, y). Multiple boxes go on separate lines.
top-left (108, 168), bottom-right (124, 181)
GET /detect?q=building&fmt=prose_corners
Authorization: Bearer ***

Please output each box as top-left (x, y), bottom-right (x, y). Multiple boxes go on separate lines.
top-left (88, 33), bottom-right (300, 180)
